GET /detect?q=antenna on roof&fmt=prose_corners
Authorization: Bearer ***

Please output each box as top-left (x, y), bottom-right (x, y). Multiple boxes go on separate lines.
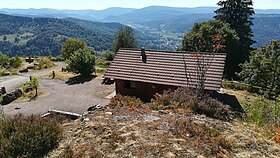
top-left (141, 48), bottom-right (147, 63)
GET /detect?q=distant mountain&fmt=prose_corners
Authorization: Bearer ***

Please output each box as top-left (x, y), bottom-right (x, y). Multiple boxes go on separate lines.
top-left (0, 7), bottom-right (136, 21)
top-left (0, 6), bottom-right (280, 52)
top-left (0, 14), bottom-right (125, 56)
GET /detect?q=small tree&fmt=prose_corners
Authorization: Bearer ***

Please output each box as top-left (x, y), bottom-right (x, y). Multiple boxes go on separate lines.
top-left (113, 26), bottom-right (137, 52)
top-left (61, 38), bottom-right (86, 60)
top-left (239, 40), bottom-right (280, 99)
top-left (66, 48), bottom-right (95, 76)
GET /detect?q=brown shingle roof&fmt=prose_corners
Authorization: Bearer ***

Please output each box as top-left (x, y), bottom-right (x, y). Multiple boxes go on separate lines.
top-left (104, 48), bottom-right (226, 91)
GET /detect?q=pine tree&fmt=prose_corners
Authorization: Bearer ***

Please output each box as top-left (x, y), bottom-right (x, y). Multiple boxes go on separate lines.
top-left (214, 0), bottom-right (255, 78)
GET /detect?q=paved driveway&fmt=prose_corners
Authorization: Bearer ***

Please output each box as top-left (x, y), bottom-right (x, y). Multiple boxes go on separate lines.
top-left (0, 62), bottom-right (65, 93)
top-left (2, 76), bottom-right (115, 116)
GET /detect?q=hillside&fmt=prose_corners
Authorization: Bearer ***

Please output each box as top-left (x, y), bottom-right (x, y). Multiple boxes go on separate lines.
top-left (0, 14), bottom-right (124, 56)
top-left (47, 105), bottom-right (280, 157)
top-left (1, 6), bottom-right (280, 54)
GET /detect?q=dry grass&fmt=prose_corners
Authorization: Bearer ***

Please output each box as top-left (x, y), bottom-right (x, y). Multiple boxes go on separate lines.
top-left (47, 106), bottom-right (280, 158)
top-left (276, 128), bottom-right (280, 145)
top-left (17, 88), bottom-right (46, 102)
top-left (46, 70), bottom-right (76, 81)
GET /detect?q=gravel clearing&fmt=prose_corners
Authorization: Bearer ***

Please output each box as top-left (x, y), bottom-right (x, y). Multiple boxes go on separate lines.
top-left (2, 76), bottom-right (115, 116)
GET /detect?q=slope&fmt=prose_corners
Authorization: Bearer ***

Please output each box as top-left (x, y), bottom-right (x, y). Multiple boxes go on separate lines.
top-left (0, 14), bottom-right (125, 56)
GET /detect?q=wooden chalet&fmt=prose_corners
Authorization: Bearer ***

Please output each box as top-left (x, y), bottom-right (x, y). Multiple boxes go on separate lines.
top-left (104, 48), bottom-right (226, 101)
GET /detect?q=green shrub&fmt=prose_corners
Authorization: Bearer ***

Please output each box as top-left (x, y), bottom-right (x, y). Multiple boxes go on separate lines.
top-left (222, 81), bottom-right (263, 94)
top-left (243, 96), bottom-right (280, 126)
top-left (0, 53), bottom-right (22, 69)
top-left (66, 48), bottom-right (95, 76)
top-left (151, 87), bottom-right (232, 120)
top-left (21, 77), bottom-right (39, 93)
top-left (101, 51), bottom-right (115, 61)
top-left (8, 56), bottom-right (22, 68)
top-left (0, 115), bottom-right (62, 158)
top-left (48, 55), bottom-right (64, 62)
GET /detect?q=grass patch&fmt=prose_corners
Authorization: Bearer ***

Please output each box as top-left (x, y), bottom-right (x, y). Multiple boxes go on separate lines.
top-left (46, 70), bottom-right (76, 81)
top-left (34, 57), bottom-right (54, 70)
top-left (95, 58), bottom-right (111, 68)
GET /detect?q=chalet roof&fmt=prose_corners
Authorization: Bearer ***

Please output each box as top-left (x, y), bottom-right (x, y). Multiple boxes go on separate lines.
top-left (104, 48), bottom-right (227, 91)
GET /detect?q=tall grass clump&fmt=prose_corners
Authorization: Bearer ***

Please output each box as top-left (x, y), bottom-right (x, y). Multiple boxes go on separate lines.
top-left (243, 96), bottom-right (280, 127)
top-left (0, 115), bottom-right (62, 158)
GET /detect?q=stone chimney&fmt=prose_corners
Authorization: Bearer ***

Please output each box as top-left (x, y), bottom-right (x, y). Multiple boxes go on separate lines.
top-left (141, 48), bottom-right (147, 63)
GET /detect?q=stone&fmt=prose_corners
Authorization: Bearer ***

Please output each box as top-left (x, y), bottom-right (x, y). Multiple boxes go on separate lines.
top-left (15, 107), bottom-right (21, 110)
top-left (1, 89), bottom-right (23, 105)
top-left (165, 152), bottom-right (176, 158)
top-left (19, 68), bottom-right (28, 73)
top-left (105, 112), bottom-right (113, 115)
top-left (158, 110), bottom-right (168, 114)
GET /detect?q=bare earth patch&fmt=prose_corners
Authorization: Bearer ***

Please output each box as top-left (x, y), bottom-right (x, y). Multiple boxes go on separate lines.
top-left (47, 108), bottom-right (280, 158)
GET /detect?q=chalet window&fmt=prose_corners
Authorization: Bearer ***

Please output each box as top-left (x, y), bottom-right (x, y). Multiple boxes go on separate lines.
top-left (124, 81), bottom-right (136, 89)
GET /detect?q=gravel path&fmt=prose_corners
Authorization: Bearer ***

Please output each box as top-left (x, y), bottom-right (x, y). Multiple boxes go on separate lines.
top-left (2, 76), bottom-right (115, 116)
top-left (0, 62), bottom-right (65, 93)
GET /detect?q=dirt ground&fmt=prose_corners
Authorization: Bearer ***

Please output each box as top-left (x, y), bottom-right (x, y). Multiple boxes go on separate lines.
top-left (47, 107), bottom-right (280, 158)
top-left (2, 76), bottom-right (115, 116)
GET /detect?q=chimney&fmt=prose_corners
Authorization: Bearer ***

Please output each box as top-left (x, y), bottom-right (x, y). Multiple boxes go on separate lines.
top-left (141, 48), bottom-right (147, 63)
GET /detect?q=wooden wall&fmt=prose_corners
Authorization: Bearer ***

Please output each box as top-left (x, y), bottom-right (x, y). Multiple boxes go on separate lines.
top-left (115, 80), bottom-right (177, 102)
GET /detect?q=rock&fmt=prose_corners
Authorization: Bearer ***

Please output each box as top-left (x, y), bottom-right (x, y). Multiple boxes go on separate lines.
top-left (158, 110), bottom-right (168, 114)
top-left (83, 118), bottom-right (90, 122)
top-left (87, 104), bottom-right (102, 112)
top-left (165, 152), bottom-right (176, 158)
top-left (142, 115), bottom-right (160, 122)
top-left (19, 68), bottom-right (28, 73)
top-left (3, 72), bottom-right (10, 76)
top-left (15, 107), bottom-right (21, 110)
top-left (1, 89), bottom-right (23, 105)
top-left (105, 112), bottom-right (113, 115)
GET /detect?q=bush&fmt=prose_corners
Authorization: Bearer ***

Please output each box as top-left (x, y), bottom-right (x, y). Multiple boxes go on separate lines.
top-left (66, 48), bottom-right (95, 76)
top-left (48, 55), bottom-right (64, 62)
top-left (109, 95), bottom-right (144, 111)
top-left (0, 115), bottom-right (62, 158)
top-left (222, 81), bottom-right (263, 94)
top-left (101, 51), bottom-right (115, 61)
top-left (96, 58), bottom-right (111, 68)
top-left (151, 87), bottom-right (232, 120)
top-left (0, 53), bottom-right (22, 69)
top-left (22, 77), bottom-right (39, 92)
top-left (243, 96), bottom-right (280, 126)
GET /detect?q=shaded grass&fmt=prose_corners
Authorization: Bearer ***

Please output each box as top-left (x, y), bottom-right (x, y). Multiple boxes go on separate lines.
top-left (95, 58), bottom-right (111, 68)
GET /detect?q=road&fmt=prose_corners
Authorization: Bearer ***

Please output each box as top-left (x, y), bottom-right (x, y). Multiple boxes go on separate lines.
top-left (1, 62), bottom-right (115, 116)
top-left (0, 62), bottom-right (64, 93)
top-left (3, 76), bottom-right (114, 116)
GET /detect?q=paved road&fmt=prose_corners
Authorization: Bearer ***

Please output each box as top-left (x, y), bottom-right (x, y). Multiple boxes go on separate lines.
top-left (3, 76), bottom-right (114, 116)
top-left (0, 62), bottom-right (64, 93)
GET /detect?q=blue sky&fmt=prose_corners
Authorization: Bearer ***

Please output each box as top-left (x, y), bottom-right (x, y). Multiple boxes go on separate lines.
top-left (1, 0), bottom-right (280, 10)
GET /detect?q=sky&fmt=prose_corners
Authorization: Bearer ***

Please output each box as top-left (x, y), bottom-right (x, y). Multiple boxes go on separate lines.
top-left (1, 0), bottom-right (280, 10)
